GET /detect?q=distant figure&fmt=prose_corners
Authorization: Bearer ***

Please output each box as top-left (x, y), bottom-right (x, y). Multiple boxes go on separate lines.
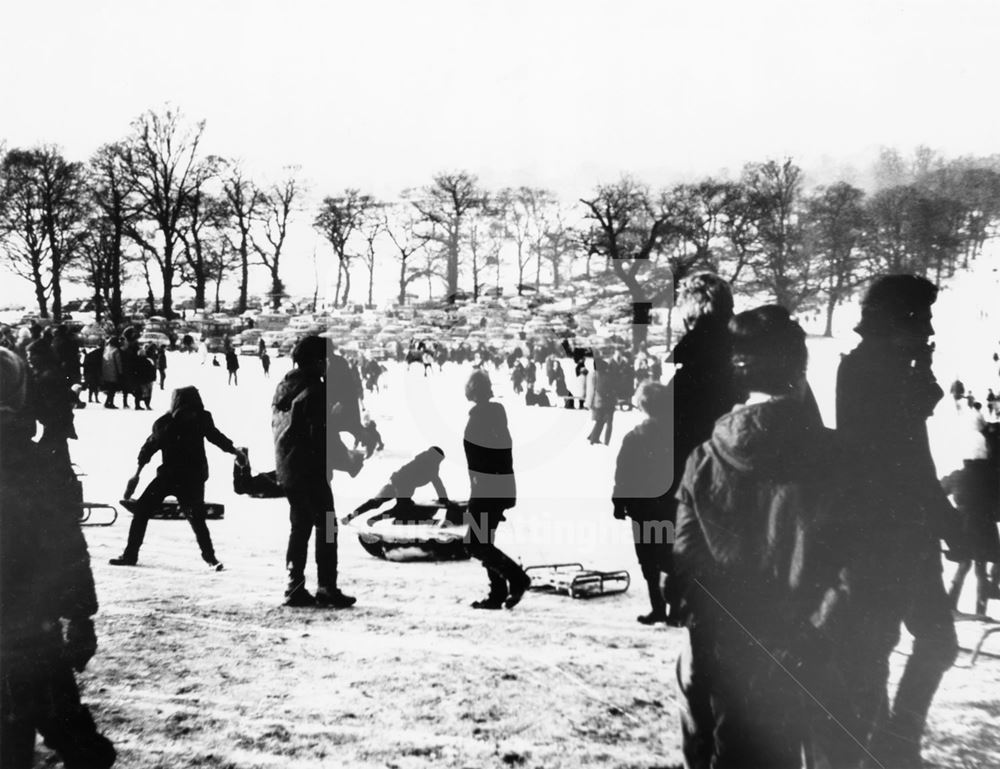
top-left (462, 370), bottom-right (530, 610)
top-left (261, 349), bottom-right (271, 378)
top-left (109, 387), bottom-right (244, 570)
top-left (156, 345), bottom-right (167, 390)
top-left (199, 338), bottom-right (209, 365)
top-left (225, 348), bottom-right (239, 386)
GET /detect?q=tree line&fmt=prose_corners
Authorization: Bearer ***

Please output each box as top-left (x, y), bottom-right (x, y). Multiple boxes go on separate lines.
top-left (4, 107), bottom-right (1000, 342)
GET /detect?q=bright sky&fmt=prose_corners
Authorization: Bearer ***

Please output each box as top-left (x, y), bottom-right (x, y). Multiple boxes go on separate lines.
top-left (2, 0), bottom-right (999, 305)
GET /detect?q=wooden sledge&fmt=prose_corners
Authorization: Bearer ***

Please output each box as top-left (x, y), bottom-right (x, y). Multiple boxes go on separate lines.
top-left (79, 502), bottom-right (119, 527)
top-left (524, 562), bottom-right (630, 599)
top-left (119, 498), bottom-right (225, 520)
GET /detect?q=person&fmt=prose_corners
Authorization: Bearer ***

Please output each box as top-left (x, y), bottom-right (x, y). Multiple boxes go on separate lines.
top-left (586, 355), bottom-right (617, 445)
top-left (156, 344), bottom-right (168, 390)
top-left (272, 336), bottom-right (364, 608)
top-left (83, 343), bottom-right (103, 404)
top-left (674, 306), bottom-right (853, 769)
top-left (462, 370), bottom-right (530, 609)
top-left (941, 380), bottom-right (1000, 615)
top-left (835, 274), bottom-right (962, 768)
top-left (666, 272), bottom-right (744, 768)
top-left (101, 336), bottom-right (123, 409)
top-left (343, 446), bottom-right (453, 524)
top-left (261, 348), bottom-right (271, 378)
top-left (118, 329), bottom-right (141, 409)
top-left (109, 387), bottom-right (244, 570)
top-left (612, 381), bottom-right (675, 625)
top-left (135, 346), bottom-right (157, 410)
top-left (225, 346), bottom-right (239, 386)
top-left (510, 359), bottom-right (526, 394)
top-left (199, 338), bottom-right (209, 365)
top-left (1, 348), bottom-right (117, 769)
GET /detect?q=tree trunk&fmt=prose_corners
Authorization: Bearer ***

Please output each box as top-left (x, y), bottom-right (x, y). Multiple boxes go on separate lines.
top-left (343, 263), bottom-right (352, 306)
top-left (271, 269), bottom-right (283, 311)
top-left (162, 240), bottom-right (174, 318)
top-left (33, 262), bottom-right (48, 318)
top-left (367, 264), bottom-right (375, 307)
top-left (535, 251), bottom-right (541, 291)
top-left (238, 239), bottom-right (249, 314)
top-left (447, 230), bottom-right (459, 302)
top-left (334, 260), bottom-right (344, 307)
top-left (631, 300), bottom-right (651, 353)
top-left (824, 293), bottom-right (836, 338)
top-left (51, 262), bottom-right (63, 321)
top-left (398, 259), bottom-right (407, 306)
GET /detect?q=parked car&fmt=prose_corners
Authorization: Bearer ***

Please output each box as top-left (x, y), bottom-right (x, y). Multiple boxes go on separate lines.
top-left (138, 331), bottom-right (171, 348)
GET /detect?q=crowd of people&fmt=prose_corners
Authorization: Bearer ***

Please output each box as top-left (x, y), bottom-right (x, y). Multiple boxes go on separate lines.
top-left (2, 269), bottom-right (999, 769)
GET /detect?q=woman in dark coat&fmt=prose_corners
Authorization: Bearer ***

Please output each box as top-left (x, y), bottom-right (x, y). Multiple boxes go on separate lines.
top-left (225, 347), bottom-right (240, 386)
top-left (462, 370), bottom-right (530, 609)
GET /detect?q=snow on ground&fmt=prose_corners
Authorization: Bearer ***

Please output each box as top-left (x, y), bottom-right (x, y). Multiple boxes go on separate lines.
top-left (44, 310), bottom-right (1000, 767)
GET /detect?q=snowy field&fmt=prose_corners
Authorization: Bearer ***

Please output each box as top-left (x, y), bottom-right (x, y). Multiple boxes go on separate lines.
top-left (42, 267), bottom-right (1000, 768)
top-left (48, 339), bottom-right (1000, 768)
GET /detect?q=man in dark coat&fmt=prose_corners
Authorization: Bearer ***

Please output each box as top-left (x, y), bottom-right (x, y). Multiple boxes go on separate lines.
top-left (272, 336), bottom-right (364, 607)
top-left (109, 386), bottom-right (243, 569)
top-left (1, 348), bottom-right (116, 769)
top-left (835, 274), bottom-right (962, 768)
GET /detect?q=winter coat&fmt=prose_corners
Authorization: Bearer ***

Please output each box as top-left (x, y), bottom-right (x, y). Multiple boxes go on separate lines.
top-left (1, 349), bottom-right (97, 666)
top-left (836, 339), bottom-right (963, 569)
top-left (612, 415), bottom-right (674, 522)
top-left (674, 397), bottom-right (851, 646)
top-left (83, 348), bottom-right (103, 388)
top-left (137, 387), bottom-right (235, 485)
top-left (666, 322), bottom-right (740, 501)
top-left (588, 361), bottom-right (617, 411)
top-left (385, 448), bottom-right (447, 499)
top-left (271, 369), bottom-right (356, 490)
top-left (464, 400), bottom-right (516, 511)
top-left (101, 346), bottom-right (122, 385)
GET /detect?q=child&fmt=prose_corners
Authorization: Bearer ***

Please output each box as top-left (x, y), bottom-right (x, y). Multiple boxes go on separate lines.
top-left (109, 387), bottom-right (245, 569)
top-left (343, 446), bottom-right (452, 525)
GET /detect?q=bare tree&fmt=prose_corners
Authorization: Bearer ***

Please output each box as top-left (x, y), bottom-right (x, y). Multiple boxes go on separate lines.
top-left (120, 106), bottom-right (207, 317)
top-left (383, 204), bottom-right (429, 306)
top-left (407, 171), bottom-right (486, 302)
top-left (358, 203), bottom-right (385, 307)
top-left (178, 157), bottom-right (226, 310)
top-left (252, 169), bottom-right (301, 310)
top-left (220, 160), bottom-right (263, 313)
top-left (580, 176), bottom-right (672, 350)
top-left (88, 143), bottom-right (136, 326)
top-left (314, 189), bottom-right (376, 307)
top-left (0, 146), bottom-right (88, 320)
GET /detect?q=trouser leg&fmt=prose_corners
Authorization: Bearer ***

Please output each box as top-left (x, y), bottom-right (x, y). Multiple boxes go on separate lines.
top-left (312, 484), bottom-right (338, 591)
top-left (34, 663), bottom-right (116, 769)
top-left (178, 484), bottom-right (216, 563)
top-left (0, 673), bottom-right (37, 769)
top-left (948, 560), bottom-right (971, 607)
top-left (634, 537), bottom-right (667, 617)
top-left (676, 635), bottom-right (714, 769)
top-left (602, 407), bottom-right (614, 444)
top-left (122, 475), bottom-right (172, 559)
top-left (285, 490), bottom-right (315, 592)
top-left (883, 566), bottom-right (958, 764)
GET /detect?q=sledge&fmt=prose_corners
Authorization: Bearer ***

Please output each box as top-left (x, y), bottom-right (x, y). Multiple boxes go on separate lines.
top-left (524, 563), bottom-right (630, 599)
top-left (119, 498), bottom-right (226, 520)
top-left (346, 501), bottom-right (471, 562)
top-left (79, 502), bottom-right (119, 527)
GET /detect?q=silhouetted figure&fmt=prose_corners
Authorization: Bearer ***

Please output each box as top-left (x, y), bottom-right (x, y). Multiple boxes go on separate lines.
top-left (343, 446), bottom-right (453, 525)
top-left (835, 274), bottom-right (962, 768)
top-left (462, 370), bottom-right (530, 609)
top-left (1, 348), bottom-right (116, 769)
top-left (272, 336), bottom-right (364, 608)
top-left (675, 306), bottom-right (853, 769)
top-left (109, 387), bottom-right (243, 570)
top-left (613, 382), bottom-right (674, 625)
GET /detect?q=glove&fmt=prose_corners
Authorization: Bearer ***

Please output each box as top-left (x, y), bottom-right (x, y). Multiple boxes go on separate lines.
top-left (123, 474), bottom-right (140, 500)
top-left (64, 618), bottom-right (97, 672)
top-left (612, 501), bottom-right (628, 520)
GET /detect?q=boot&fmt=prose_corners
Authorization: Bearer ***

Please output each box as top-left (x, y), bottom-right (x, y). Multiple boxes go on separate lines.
top-left (315, 587), bottom-right (356, 609)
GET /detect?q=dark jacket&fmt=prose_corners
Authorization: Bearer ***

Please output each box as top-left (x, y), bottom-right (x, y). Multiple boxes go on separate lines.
top-left (1, 349), bottom-right (97, 664)
top-left (272, 369), bottom-right (355, 489)
top-left (138, 387), bottom-right (235, 484)
top-left (613, 415), bottom-right (674, 522)
top-left (836, 339), bottom-right (962, 565)
top-left (667, 322), bottom-right (740, 500)
top-left (674, 397), bottom-right (850, 645)
top-left (387, 448), bottom-right (447, 498)
top-left (464, 401), bottom-right (515, 509)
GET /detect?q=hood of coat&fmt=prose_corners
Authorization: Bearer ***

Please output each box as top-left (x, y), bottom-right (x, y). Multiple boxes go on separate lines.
top-left (169, 386), bottom-right (205, 419)
top-left (707, 396), bottom-right (825, 477)
top-left (272, 369), bottom-right (316, 413)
